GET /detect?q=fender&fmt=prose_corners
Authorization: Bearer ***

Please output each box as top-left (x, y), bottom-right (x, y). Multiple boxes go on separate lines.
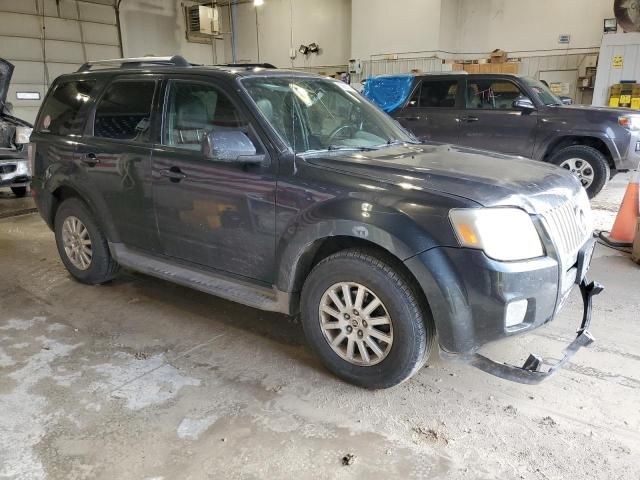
top-left (42, 165), bottom-right (121, 243)
top-left (274, 196), bottom-right (458, 293)
top-left (533, 130), bottom-right (622, 165)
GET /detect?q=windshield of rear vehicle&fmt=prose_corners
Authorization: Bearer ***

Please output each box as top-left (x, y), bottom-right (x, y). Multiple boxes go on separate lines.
top-left (522, 77), bottom-right (563, 106)
top-left (241, 76), bottom-right (416, 153)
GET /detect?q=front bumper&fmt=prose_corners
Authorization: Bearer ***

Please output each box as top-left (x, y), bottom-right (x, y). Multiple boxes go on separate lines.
top-left (621, 130), bottom-right (640, 170)
top-left (0, 158), bottom-right (30, 187)
top-left (469, 279), bottom-right (603, 384)
top-left (404, 239), bottom-right (602, 383)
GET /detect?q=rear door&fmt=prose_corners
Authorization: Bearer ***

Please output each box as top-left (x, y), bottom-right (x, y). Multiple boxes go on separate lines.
top-left (458, 77), bottom-right (538, 157)
top-left (75, 77), bottom-right (161, 252)
top-left (394, 77), bottom-right (463, 144)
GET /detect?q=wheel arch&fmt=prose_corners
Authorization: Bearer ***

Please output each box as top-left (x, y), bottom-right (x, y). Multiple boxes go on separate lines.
top-left (47, 181), bottom-right (119, 242)
top-left (542, 135), bottom-right (615, 169)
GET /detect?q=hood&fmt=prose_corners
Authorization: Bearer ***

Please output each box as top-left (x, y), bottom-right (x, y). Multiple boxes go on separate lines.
top-left (306, 143), bottom-right (581, 214)
top-left (0, 58), bottom-right (14, 110)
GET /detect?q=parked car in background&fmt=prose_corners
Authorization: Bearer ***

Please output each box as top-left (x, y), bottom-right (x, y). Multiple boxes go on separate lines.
top-left (363, 73), bottom-right (640, 198)
top-left (30, 57), bottom-right (601, 389)
top-left (1, 58), bottom-right (33, 197)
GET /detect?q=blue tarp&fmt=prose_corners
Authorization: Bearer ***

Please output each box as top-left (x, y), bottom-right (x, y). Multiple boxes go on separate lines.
top-left (362, 74), bottom-right (415, 113)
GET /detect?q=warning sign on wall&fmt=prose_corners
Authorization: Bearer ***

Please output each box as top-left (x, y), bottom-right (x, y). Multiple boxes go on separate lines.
top-left (612, 55), bottom-right (624, 68)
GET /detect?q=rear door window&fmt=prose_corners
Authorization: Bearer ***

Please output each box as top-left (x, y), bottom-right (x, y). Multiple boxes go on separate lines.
top-left (37, 80), bottom-right (97, 135)
top-left (93, 80), bottom-right (156, 141)
top-left (409, 80), bottom-right (459, 108)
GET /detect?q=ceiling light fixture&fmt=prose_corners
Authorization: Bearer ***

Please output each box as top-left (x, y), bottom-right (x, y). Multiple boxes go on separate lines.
top-left (254, 0), bottom-right (264, 6)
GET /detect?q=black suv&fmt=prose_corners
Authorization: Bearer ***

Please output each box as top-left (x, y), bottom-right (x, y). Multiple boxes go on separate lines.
top-left (30, 56), bottom-right (602, 389)
top-left (363, 73), bottom-right (640, 198)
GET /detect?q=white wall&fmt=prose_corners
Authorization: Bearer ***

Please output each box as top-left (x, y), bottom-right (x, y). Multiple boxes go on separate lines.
top-left (119, 0), bottom-right (228, 65)
top-left (352, 0), bottom-right (615, 60)
top-left (234, 0), bottom-right (351, 70)
top-left (456, 0), bottom-right (613, 56)
top-left (351, 0), bottom-right (442, 59)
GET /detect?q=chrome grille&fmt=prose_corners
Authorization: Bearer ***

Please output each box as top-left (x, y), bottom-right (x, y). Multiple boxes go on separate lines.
top-left (541, 193), bottom-right (592, 266)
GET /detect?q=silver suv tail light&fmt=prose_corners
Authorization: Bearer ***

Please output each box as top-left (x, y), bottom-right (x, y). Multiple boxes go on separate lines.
top-left (27, 143), bottom-right (35, 176)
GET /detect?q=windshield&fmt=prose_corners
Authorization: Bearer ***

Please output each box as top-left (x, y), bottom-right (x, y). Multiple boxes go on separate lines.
top-left (522, 77), bottom-right (563, 106)
top-left (241, 76), bottom-right (415, 153)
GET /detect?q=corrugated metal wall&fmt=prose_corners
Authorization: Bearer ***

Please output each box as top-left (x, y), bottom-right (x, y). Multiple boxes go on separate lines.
top-left (593, 32), bottom-right (640, 107)
top-left (0, 0), bottom-right (121, 123)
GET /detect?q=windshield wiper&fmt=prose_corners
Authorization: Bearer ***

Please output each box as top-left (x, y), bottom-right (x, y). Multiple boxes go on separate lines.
top-left (326, 145), bottom-right (379, 152)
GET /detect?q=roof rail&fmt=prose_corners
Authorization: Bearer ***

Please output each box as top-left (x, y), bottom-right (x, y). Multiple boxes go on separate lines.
top-left (220, 63), bottom-right (277, 69)
top-left (77, 55), bottom-right (191, 72)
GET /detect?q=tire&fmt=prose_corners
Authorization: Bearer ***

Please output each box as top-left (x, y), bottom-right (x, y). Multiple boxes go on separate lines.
top-left (11, 186), bottom-right (27, 197)
top-left (54, 198), bottom-right (119, 284)
top-left (300, 248), bottom-right (435, 389)
top-left (549, 145), bottom-right (610, 199)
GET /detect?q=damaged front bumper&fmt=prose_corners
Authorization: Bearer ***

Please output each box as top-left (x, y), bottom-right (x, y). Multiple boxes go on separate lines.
top-left (469, 279), bottom-right (604, 384)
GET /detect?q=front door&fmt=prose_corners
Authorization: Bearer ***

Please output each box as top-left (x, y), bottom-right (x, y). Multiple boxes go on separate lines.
top-left (75, 78), bottom-right (161, 252)
top-left (458, 77), bottom-right (538, 157)
top-left (152, 78), bottom-right (277, 283)
top-left (394, 77), bottom-right (463, 145)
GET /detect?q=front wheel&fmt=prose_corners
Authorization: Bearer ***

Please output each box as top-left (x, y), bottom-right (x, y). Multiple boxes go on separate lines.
top-left (300, 249), bottom-right (435, 389)
top-left (549, 145), bottom-right (610, 198)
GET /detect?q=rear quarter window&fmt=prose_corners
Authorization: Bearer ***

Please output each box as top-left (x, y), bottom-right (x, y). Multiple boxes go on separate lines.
top-left (37, 79), bottom-right (98, 135)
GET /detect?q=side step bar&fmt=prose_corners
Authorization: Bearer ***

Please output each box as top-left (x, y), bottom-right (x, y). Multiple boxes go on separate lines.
top-left (109, 243), bottom-right (290, 314)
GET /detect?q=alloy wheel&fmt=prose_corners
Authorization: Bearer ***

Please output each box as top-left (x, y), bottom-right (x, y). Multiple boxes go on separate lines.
top-left (318, 282), bottom-right (393, 366)
top-left (61, 216), bottom-right (92, 271)
top-left (560, 158), bottom-right (595, 188)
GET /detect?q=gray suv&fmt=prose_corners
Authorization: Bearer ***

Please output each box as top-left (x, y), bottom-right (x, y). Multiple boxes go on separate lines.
top-left (30, 57), bottom-right (602, 389)
top-left (364, 73), bottom-right (640, 198)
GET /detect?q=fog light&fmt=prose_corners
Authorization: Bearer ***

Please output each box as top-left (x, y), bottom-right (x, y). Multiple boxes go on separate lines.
top-left (505, 299), bottom-right (528, 328)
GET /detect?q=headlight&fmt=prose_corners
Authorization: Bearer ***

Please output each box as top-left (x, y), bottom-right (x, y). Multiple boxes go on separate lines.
top-left (618, 115), bottom-right (640, 131)
top-left (15, 126), bottom-right (33, 144)
top-left (449, 208), bottom-right (544, 261)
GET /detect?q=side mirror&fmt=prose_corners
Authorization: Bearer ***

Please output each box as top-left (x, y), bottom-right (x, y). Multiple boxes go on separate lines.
top-left (202, 130), bottom-right (264, 163)
top-left (513, 97), bottom-right (535, 111)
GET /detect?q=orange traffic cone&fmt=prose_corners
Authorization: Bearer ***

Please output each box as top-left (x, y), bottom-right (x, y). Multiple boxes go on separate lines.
top-left (600, 172), bottom-right (640, 247)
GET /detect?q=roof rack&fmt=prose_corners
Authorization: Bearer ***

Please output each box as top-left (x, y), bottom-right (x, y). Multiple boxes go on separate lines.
top-left (77, 55), bottom-right (191, 72)
top-left (220, 63), bottom-right (277, 69)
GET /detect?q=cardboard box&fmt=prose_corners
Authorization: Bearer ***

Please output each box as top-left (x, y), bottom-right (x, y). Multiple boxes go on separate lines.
top-left (463, 64), bottom-right (480, 74)
top-left (479, 63), bottom-right (493, 74)
top-left (452, 63), bottom-right (465, 71)
top-left (500, 63), bottom-right (520, 74)
top-left (490, 49), bottom-right (508, 63)
top-left (632, 219), bottom-right (640, 264)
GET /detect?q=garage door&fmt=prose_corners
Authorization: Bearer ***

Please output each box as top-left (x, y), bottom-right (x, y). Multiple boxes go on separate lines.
top-left (0, 0), bottom-right (121, 123)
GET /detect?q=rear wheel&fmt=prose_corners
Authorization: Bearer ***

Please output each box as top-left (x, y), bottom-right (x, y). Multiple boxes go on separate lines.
top-left (300, 248), bottom-right (435, 389)
top-left (549, 145), bottom-right (610, 198)
top-left (11, 186), bottom-right (27, 197)
top-left (54, 198), bottom-right (119, 284)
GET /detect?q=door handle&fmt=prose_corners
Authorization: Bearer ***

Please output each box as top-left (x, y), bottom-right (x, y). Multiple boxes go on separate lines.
top-left (81, 153), bottom-right (99, 166)
top-left (460, 116), bottom-right (479, 123)
top-left (159, 167), bottom-right (187, 183)
top-left (402, 116), bottom-right (423, 121)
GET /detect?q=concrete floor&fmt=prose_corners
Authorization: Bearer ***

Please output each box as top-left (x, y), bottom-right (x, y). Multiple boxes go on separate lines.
top-left (0, 177), bottom-right (639, 479)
